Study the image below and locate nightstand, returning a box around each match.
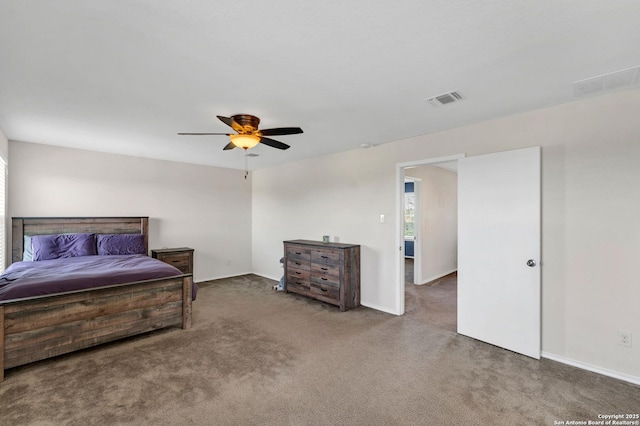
[151,247,194,274]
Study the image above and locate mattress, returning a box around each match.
[0,254,196,302]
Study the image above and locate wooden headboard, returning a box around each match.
[11,217,149,264]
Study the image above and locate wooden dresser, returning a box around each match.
[151,247,194,274]
[283,240,360,311]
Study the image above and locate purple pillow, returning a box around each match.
[97,234,146,256]
[32,233,97,261]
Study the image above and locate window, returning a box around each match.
[404,181,415,238]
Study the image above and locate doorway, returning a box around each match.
[395,154,463,315]
[396,147,541,358]
[402,161,459,332]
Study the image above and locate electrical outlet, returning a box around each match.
[618,330,632,347]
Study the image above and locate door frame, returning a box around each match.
[395,154,465,315]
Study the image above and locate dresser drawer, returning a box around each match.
[287,258,310,271]
[287,246,311,262]
[287,276,311,293]
[311,263,339,277]
[310,281,339,301]
[311,250,341,266]
[311,274,340,288]
[288,268,310,281]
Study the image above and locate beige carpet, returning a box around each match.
[404,258,457,332]
[1,274,639,425]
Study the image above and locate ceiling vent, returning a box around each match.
[426,91,464,107]
[573,66,640,97]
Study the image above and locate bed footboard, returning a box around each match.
[1,275,193,382]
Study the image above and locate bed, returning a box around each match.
[0,217,194,382]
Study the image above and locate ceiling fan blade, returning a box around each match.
[217,115,244,133]
[177,132,230,135]
[259,127,303,136]
[223,142,236,150]
[260,137,290,150]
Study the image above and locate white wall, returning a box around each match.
[406,165,457,283]
[252,87,640,381]
[0,127,8,162]
[0,128,8,270]
[9,141,253,282]
[251,149,396,312]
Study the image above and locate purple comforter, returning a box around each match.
[0,254,197,302]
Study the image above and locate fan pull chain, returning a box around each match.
[244,149,249,180]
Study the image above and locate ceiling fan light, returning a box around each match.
[230,134,260,149]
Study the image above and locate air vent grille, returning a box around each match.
[573,66,640,97]
[426,91,464,107]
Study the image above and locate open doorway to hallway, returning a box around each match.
[397,147,540,357]
[402,161,458,332]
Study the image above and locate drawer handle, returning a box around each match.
[295,271,301,275]
[295,252,302,255]
[321,277,328,281]
[321,267,328,271]
[320,288,328,292]
[321,255,328,259]
[295,262,301,265]
[171,260,181,263]
[295,281,302,285]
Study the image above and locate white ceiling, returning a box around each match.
[1,1,640,171]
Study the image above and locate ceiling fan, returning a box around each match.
[177,114,303,151]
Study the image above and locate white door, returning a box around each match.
[457,146,541,358]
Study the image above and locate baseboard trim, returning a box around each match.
[250,272,281,282]
[417,269,458,286]
[541,351,640,386]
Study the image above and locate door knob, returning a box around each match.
[527,259,536,267]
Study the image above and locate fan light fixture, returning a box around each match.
[178,114,303,180]
[230,134,260,149]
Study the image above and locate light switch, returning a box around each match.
[380,214,385,223]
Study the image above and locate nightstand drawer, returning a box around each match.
[151,248,194,274]
[161,254,188,267]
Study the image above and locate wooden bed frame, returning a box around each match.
[0,217,193,382]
